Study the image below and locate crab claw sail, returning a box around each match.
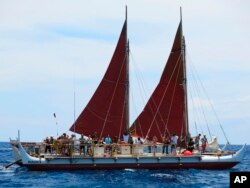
[130,20,189,142]
[70,18,129,140]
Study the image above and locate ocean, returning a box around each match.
[0,142,249,188]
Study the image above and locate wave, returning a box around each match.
[0,166,15,173]
[124,169,136,172]
[0,148,12,152]
[150,173,175,178]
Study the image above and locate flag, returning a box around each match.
[53,113,56,118]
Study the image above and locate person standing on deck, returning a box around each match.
[105,135,112,152]
[195,134,201,150]
[49,136,54,153]
[86,135,92,156]
[123,130,129,143]
[179,136,186,149]
[152,136,158,155]
[201,135,208,153]
[92,131,98,144]
[171,133,179,154]
[128,135,134,154]
[137,137,143,144]
[44,137,51,154]
[144,136,151,153]
[162,135,170,154]
[187,138,195,152]
[79,134,86,156]
[69,134,76,157]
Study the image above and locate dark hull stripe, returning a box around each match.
[22,162,239,171]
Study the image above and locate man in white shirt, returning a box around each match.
[171,133,179,154]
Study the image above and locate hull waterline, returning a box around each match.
[22,161,239,171]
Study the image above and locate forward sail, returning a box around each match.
[130,21,189,142]
[70,20,129,140]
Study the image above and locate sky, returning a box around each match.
[0,0,249,144]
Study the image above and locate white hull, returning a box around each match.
[12,141,246,170]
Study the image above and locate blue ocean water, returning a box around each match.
[0,142,249,188]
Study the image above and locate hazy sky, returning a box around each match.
[0,0,249,144]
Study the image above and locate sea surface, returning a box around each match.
[0,142,249,188]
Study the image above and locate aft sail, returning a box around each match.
[130,20,190,142]
[70,19,129,140]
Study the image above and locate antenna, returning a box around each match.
[125,5,127,21]
[180,7,182,22]
[18,130,20,142]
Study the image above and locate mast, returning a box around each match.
[180,7,190,142]
[125,6,130,131]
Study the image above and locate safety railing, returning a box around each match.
[20,141,183,159]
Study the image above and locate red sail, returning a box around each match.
[130,21,188,141]
[70,21,128,140]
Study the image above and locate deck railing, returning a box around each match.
[20,141,182,158]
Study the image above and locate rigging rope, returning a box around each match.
[99,55,126,140]
[130,51,146,138]
[130,51,163,138]
[145,53,182,139]
[194,68,230,144]
[189,60,212,140]
[186,51,229,143]
[119,99,126,139]
[131,50,184,139]
[194,122,198,136]
[188,75,206,136]
[163,54,183,137]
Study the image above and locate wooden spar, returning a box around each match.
[3,159,22,169]
[180,7,190,142]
